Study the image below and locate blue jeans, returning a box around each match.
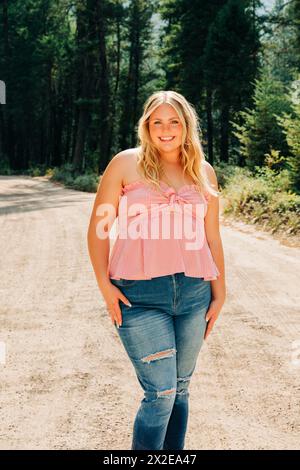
[109,272,212,450]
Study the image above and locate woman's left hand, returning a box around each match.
[204,298,224,340]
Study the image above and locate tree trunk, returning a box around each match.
[97,0,110,173]
[206,87,214,164]
[220,104,229,163]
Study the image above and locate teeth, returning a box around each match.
[159,137,174,141]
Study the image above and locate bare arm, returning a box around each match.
[87,154,123,288]
[87,153,131,327]
[203,162,226,339]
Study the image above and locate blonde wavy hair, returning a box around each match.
[136,90,220,199]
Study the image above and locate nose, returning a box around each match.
[161,123,172,132]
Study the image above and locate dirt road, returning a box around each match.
[0,175,299,450]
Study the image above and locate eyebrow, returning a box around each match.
[150,117,179,121]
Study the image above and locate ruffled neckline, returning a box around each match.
[121,179,200,195]
[120,179,211,203]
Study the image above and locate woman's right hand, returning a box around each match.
[100,280,132,328]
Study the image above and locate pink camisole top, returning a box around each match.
[108,179,220,281]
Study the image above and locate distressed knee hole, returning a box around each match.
[141,348,176,364]
[177,375,192,395]
[178,375,192,383]
[157,388,176,398]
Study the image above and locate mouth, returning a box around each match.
[159,136,175,142]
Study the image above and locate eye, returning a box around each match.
[151,120,179,125]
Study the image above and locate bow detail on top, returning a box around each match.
[164,187,190,209]
[117,182,206,249]
[117,185,205,239]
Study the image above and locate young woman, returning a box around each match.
[87,90,226,450]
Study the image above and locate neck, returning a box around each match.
[158,148,181,165]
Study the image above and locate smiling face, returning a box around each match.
[148,103,183,154]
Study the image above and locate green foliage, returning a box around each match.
[26,165,45,177]
[51,163,76,184]
[203,0,259,102]
[214,162,248,189]
[50,163,99,192]
[264,149,287,172]
[0,155,12,175]
[222,166,270,214]
[276,77,300,192]
[231,70,291,168]
[222,166,299,235]
[71,174,99,192]
[0,0,299,213]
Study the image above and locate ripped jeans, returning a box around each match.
[109,272,212,450]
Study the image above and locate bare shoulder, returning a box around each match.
[100,148,134,183]
[91,148,139,216]
[112,147,140,161]
[109,147,141,185]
